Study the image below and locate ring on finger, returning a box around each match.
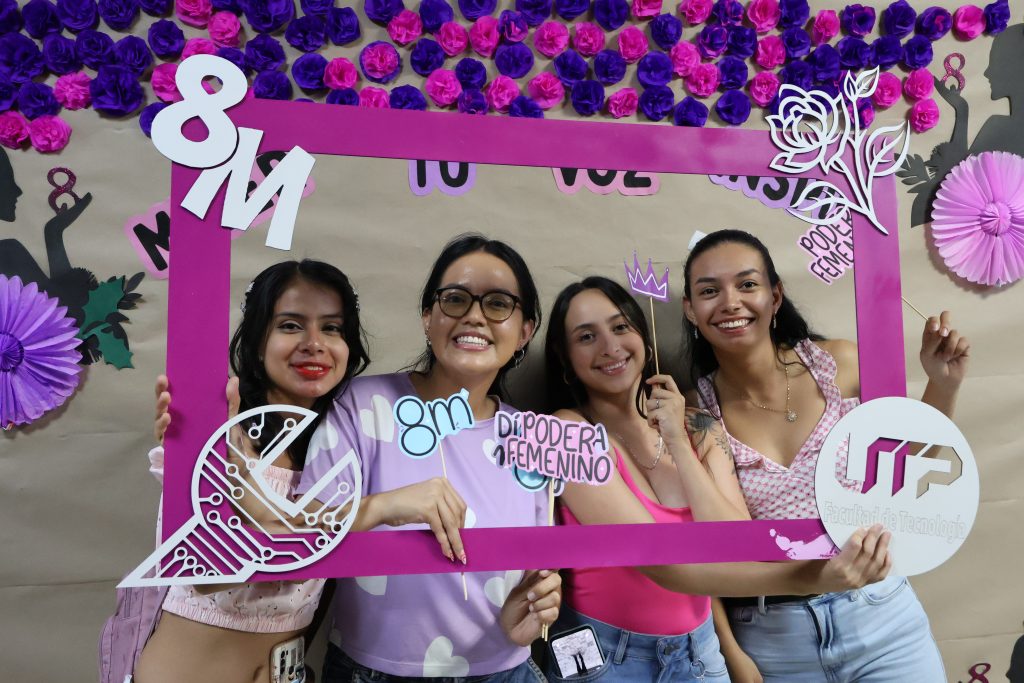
[656,398,661,410]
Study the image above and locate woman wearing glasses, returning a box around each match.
[297,234,559,682]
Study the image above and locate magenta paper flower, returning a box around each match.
[931,151,1024,287]
[0,275,82,428]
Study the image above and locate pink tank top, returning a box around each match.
[560,449,711,635]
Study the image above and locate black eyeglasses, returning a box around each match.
[433,286,521,322]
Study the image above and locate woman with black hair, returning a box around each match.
[682,229,967,682]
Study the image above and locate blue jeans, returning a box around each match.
[727,576,946,683]
[544,607,730,682]
[323,644,546,683]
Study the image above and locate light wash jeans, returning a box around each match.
[323,644,545,683]
[545,607,730,682]
[727,576,946,683]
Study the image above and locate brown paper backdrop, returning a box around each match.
[1,1,1022,680]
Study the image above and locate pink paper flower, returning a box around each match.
[908,98,940,133]
[678,0,712,25]
[176,0,212,28]
[632,0,662,19]
[182,37,217,59]
[572,22,605,57]
[904,68,934,101]
[618,26,649,63]
[0,111,29,149]
[388,9,423,46]
[534,20,569,58]
[362,43,400,80]
[437,21,469,56]
[527,71,565,109]
[152,63,183,103]
[670,40,700,77]
[755,34,786,69]
[53,72,92,110]
[324,57,358,90]
[425,69,462,106]
[811,9,840,44]
[470,16,500,58]
[952,5,985,40]
[208,11,242,47]
[28,115,72,153]
[872,71,901,108]
[359,86,391,108]
[749,70,780,106]
[486,75,520,112]
[746,0,780,33]
[686,62,719,97]
[606,87,638,118]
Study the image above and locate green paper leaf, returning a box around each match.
[79,277,126,335]
[92,325,134,369]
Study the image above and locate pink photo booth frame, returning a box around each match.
[164,101,905,581]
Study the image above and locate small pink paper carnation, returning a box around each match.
[670,40,699,77]
[533,21,569,58]
[53,72,92,110]
[617,26,649,63]
[437,21,469,56]
[952,5,985,40]
[572,23,605,58]
[527,71,565,109]
[0,111,29,149]
[872,71,901,108]
[324,57,358,90]
[183,37,217,59]
[470,16,500,58]
[746,0,780,33]
[909,98,940,133]
[425,69,462,107]
[811,9,839,45]
[754,34,785,69]
[359,86,391,108]
[678,0,712,25]
[152,63,183,103]
[176,0,212,28]
[486,75,520,112]
[208,11,242,47]
[748,70,780,106]
[632,0,662,19]
[388,9,423,46]
[686,62,719,97]
[28,115,72,153]
[606,87,638,118]
[362,43,400,80]
[904,68,934,101]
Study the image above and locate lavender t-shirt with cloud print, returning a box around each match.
[297,372,548,677]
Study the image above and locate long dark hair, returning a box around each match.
[410,233,541,399]
[544,277,655,416]
[228,259,370,468]
[682,229,822,386]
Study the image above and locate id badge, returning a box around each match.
[548,625,605,679]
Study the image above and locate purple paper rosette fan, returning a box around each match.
[931,151,1024,288]
[0,275,82,428]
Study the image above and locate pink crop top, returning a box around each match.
[559,449,711,635]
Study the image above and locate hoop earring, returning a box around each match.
[646,345,654,362]
[562,370,573,386]
[513,348,526,368]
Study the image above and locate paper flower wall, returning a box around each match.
[931,151,1024,287]
[0,274,82,428]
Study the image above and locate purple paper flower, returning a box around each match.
[726,25,756,58]
[984,0,1009,34]
[569,78,603,115]
[871,35,901,69]
[57,0,99,30]
[554,0,587,21]
[697,24,727,59]
[23,0,62,38]
[716,54,746,90]
[326,87,359,104]
[17,83,59,120]
[292,52,327,89]
[420,0,453,31]
[211,0,241,11]
[114,35,151,75]
[457,87,486,112]
[778,0,808,28]
[390,83,427,109]
[253,70,292,98]
[285,14,326,51]
[89,64,143,116]
[0,34,45,85]
[139,0,170,14]
[300,0,331,15]
[881,0,914,38]
[498,9,527,41]
[0,275,82,428]
[710,0,742,25]
[509,93,542,117]
[454,57,486,89]
[365,0,402,23]
[148,18,184,58]
[836,35,871,70]
[636,51,672,88]
[638,84,673,121]
[901,34,932,70]
[714,88,749,124]
[0,77,14,112]
[243,0,295,32]
[459,0,495,20]
[515,0,549,26]
[0,0,23,34]
[916,7,951,41]
[779,59,812,89]
[409,38,443,76]
[98,0,139,29]
[216,46,248,74]
[781,27,810,59]
[327,6,360,44]
[807,44,839,83]
[76,29,115,69]
[138,100,166,136]
[673,95,707,126]
[593,0,627,30]
[840,4,874,37]
[553,48,587,86]
[650,14,682,50]
[593,48,625,84]
[494,42,533,78]
[245,33,285,71]
[43,34,82,74]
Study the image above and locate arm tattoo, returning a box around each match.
[685,410,717,454]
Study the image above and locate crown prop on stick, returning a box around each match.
[624,252,670,301]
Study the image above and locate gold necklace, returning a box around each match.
[731,364,798,423]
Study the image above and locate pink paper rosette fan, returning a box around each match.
[931,151,1024,287]
[0,275,82,428]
